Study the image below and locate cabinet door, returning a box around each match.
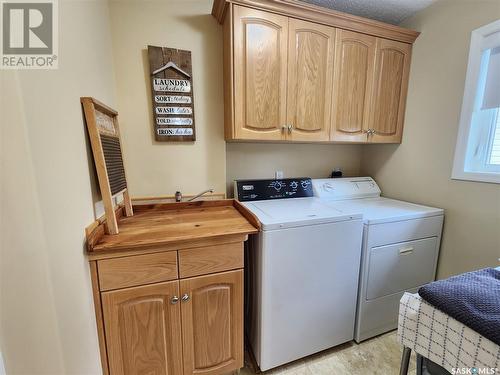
[180,270,243,375]
[102,281,183,375]
[286,19,335,142]
[233,5,288,140]
[331,30,376,142]
[370,38,411,143]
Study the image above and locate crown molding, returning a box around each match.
[211,0,420,44]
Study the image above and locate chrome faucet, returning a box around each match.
[187,188,214,202]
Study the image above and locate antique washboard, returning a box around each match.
[81,97,133,234]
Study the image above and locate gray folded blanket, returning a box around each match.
[418,267,500,345]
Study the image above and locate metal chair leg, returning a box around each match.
[416,354,424,375]
[399,346,412,375]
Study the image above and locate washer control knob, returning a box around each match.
[323,183,334,191]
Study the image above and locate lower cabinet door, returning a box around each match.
[180,270,244,375]
[102,280,183,375]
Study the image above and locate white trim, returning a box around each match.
[452,171,500,184]
[452,19,500,184]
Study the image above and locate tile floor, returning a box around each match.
[241,331,416,375]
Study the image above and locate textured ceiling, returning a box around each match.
[299,0,436,25]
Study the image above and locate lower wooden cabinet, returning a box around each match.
[95,245,245,375]
[102,281,183,375]
[181,271,243,375]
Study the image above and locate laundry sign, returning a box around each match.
[155,106,193,115]
[157,128,193,136]
[153,79,191,93]
[156,117,193,125]
[155,95,192,104]
[148,45,195,142]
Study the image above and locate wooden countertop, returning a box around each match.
[86,199,259,255]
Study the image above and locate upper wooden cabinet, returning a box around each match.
[233,6,288,140]
[331,30,376,142]
[331,34,411,143]
[369,39,412,143]
[214,0,419,144]
[287,19,335,141]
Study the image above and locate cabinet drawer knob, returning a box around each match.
[171,296,179,304]
[181,294,190,302]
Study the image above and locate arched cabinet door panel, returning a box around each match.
[331,30,376,143]
[233,5,288,140]
[286,18,335,141]
[180,270,243,375]
[102,281,183,375]
[370,38,412,143]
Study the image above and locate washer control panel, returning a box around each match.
[234,178,313,201]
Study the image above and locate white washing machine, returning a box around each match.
[234,178,363,371]
[312,177,444,342]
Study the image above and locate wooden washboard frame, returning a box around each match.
[81,97,133,234]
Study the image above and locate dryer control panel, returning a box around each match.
[312,177,381,201]
[234,178,313,201]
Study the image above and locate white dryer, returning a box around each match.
[235,178,363,371]
[312,177,444,342]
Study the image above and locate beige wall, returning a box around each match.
[361,0,500,279]
[0,0,117,373]
[108,0,226,197]
[107,0,363,197]
[226,143,362,196]
[2,1,499,373]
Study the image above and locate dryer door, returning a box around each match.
[366,237,438,300]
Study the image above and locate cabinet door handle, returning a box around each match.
[288,124,292,134]
[181,294,190,302]
[171,296,179,304]
[281,125,287,133]
[399,247,414,255]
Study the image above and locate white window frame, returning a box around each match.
[452,19,500,184]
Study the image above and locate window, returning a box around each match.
[488,110,500,165]
[452,19,500,183]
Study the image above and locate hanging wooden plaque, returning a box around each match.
[148,45,196,142]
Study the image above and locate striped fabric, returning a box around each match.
[398,293,500,373]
